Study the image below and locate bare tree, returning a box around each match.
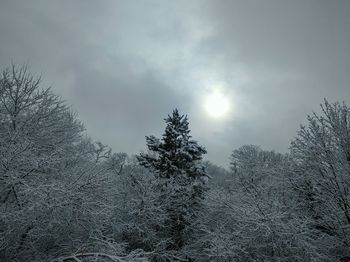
[0,65,118,261]
[199,145,312,261]
[291,99,350,260]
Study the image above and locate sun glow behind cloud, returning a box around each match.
[205,91,230,118]
[204,87,231,119]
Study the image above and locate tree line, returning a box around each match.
[1,65,350,261]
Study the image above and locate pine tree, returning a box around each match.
[137,109,208,257]
[138,109,207,179]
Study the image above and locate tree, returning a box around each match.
[137,109,208,260]
[0,65,116,261]
[200,145,312,261]
[291,99,350,260]
[138,109,206,180]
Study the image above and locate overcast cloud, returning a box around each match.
[1,0,350,167]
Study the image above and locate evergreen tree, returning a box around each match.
[137,109,208,259]
[138,109,207,179]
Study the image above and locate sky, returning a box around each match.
[1,0,350,167]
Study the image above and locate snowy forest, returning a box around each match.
[1,65,350,262]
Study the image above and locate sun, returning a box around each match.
[204,90,230,118]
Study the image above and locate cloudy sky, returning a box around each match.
[1,0,350,167]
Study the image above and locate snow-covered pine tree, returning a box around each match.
[138,109,207,180]
[137,109,208,258]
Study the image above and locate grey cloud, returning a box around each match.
[192,0,350,164]
[69,62,191,154]
[1,0,350,167]
[0,0,192,157]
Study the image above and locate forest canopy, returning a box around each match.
[1,65,350,261]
